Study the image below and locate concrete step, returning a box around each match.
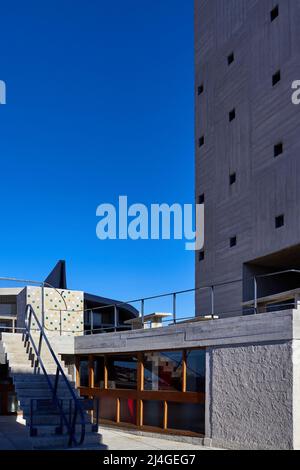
[23,413,92,426]
[31,432,104,450]
[10,367,63,375]
[30,423,95,437]
[7,351,61,361]
[16,389,77,399]
[15,382,75,392]
[13,380,75,392]
[19,398,83,411]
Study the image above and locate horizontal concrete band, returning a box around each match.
[74,309,298,355]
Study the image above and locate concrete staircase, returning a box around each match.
[0,333,106,450]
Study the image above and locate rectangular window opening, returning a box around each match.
[275,215,285,229]
[271,5,279,22]
[227,52,234,65]
[199,193,205,204]
[230,236,237,248]
[274,142,283,157]
[198,84,204,96]
[229,108,236,122]
[229,172,236,185]
[272,70,281,87]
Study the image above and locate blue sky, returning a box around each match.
[0,0,195,313]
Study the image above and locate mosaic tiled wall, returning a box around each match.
[25,286,84,336]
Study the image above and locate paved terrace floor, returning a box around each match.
[0,417,216,450]
[0,416,33,450]
[100,427,217,450]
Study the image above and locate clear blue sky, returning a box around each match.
[0,0,195,312]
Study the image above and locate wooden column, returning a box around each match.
[116,398,120,423]
[137,353,144,391]
[163,401,168,430]
[104,356,108,389]
[137,353,144,427]
[182,350,187,392]
[75,356,80,387]
[88,355,94,388]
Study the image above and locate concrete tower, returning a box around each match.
[195,0,300,317]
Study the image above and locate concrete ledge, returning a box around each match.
[75,310,296,354]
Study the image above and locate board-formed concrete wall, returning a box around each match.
[207,342,293,449]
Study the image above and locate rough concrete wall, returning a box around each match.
[293,339,300,449]
[209,341,293,449]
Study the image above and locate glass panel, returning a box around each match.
[186,349,205,393]
[99,397,116,421]
[120,398,136,425]
[79,357,89,387]
[144,351,183,391]
[107,355,137,390]
[94,356,104,388]
[167,403,205,434]
[143,400,164,428]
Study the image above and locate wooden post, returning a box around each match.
[88,355,94,388]
[137,353,144,391]
[75,356,80,387]
[137,353,144,428]
[104,356,108,389]
[137,399,143,427]
[182,350,187,393]
[116,398,120,423]
[163,401,168,430]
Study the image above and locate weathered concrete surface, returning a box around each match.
[74,310,293,354]
[207,342,293,450]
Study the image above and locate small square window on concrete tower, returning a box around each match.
[275,214,285,229]
[199,193,205,204]
[272,70,281,86]
[274,142,283,157]
[198,84,204,96]
[229,172,236,185]
[199,136,205,147]
[230,236,237,248]
[271,5,279,22]
[229,108,236,122]
[227,52,234,65]
[199,251,205,261]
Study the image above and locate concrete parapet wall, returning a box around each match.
[74,310,294,354]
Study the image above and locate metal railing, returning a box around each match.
[253,269,300,313]
[83,269,300,334]
[83,282,238,334]
[25,304,86,447]
[2,270,300,337]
